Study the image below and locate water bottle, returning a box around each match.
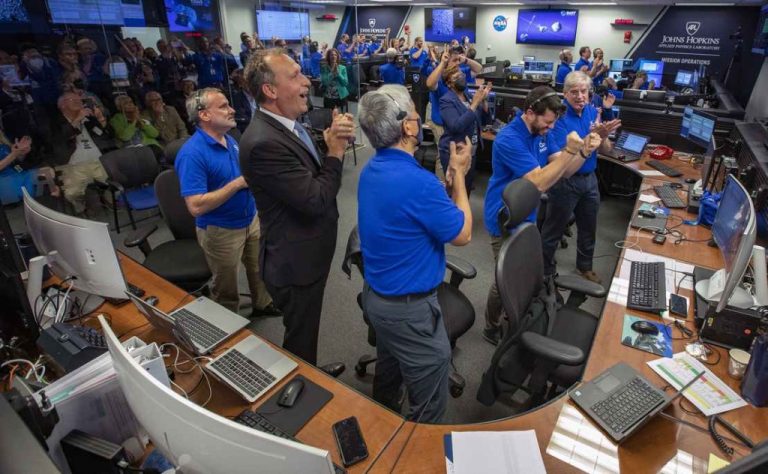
[741,332,768,407]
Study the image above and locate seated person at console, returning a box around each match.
[632,70,655,90]
[51,91,116,215]
[481,86,600,345]
[380,48,405,85]
[357,85,473,423]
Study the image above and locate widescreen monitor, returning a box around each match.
[680,106,716,148]
[638,59,664,88]
[622,89,643,101]
[516,9,578,46]
[509,64,524,75]
[47,0,146,26]
[100,316,336,473]
[256,11,309,41]
[524,60,554,76]
[645,90,666,103]
[109,62,129,80]
[165,0,215,32]
[523,55,535,62]
[610,58,633,72]
[675,70,694,87]
[425,7,477,43]
[695,175,756,312]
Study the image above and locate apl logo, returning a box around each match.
[369,18,376,28]
[412,74,420,84]
[686,21,701,36]
[493,15,507,32]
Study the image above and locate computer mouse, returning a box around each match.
[277,378,305,408]
[631,320,659,336]
[684,178,697,184]
[669,183,683,189]
[144,295,159,306]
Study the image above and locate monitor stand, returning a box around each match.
[694,269,755,309]
[26,253,104,328]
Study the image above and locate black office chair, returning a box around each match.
[124,169,211,293]
[99,146,161,233]
[164,138,188,167]
[477,178,606,410]
[306,108,358,166]
[342,226,476,397]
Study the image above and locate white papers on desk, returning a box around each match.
[639,193,662,204]
[639,170,665,177]
[451,430,546,474]
[620,249,695,291]
[546,404,619,474]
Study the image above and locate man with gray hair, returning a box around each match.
[239,49,354,369]
[175,87,279,318]
[540,71,621,284]
[379,48,405,85]
[357,84,472,423]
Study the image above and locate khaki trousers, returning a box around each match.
[56,161,108,214]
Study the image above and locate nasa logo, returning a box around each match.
[493,15,507,32]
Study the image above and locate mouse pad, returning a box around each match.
[621,315,672,357]
[257,375,333,436]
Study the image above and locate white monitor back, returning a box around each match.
[100,316,334,474]
[22,189,127,299]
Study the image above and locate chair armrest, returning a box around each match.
[445,255,477,288]
[555,274,607,298]
[105,179,125,193]
[521,332,585,366]
[124,225,158,256]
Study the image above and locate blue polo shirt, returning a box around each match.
[484,114,559,236]
[409,47,428,69]
[355,44,369,58]
[337,42,353,63]
[551,100,600,175]
[367,42,380,56]
[593,69,606,87]
[556,61,572,86]
[574,58,591,74]
[379,62,405,85]
[176,129,256,229]
[424,64,450,126]
[459,63,475,85]
[358,148,464,295]
[192,52,227,87]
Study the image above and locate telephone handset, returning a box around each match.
[649,145,674,160]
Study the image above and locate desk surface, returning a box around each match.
[108,254,405,473]
[369,153,767,473]
[102,153,766,474]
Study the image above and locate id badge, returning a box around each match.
[92,126,103,136]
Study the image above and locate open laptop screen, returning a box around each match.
[618,132,650,155]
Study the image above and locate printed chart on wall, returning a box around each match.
[648,352,746,416]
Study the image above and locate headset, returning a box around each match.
[194,89,205,111]
[382,92,407,120]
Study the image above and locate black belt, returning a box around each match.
[371,287,437,303]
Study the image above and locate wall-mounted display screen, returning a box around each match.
[47,0,146,26]
[165,0,214,32]
[425,7,476,43]
[256,11,309,41]
[516,9,578,46]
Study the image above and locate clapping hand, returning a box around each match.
[11,136,32,157]
[582,132,603,155]
[565,131,584,154]
[446,137,472,188]
[323,109,355,158]
[603,92,616,108]
[590,119,621,139]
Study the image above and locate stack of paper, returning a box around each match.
[445,430,546,474]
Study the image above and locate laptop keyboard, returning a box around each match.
[591,377,665,434]
[208,349,276,400]
[174,308,228,349]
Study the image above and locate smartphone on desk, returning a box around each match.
[332,416,368,467]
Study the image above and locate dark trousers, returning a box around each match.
[540,172,600,275]
[362,284,451,424]
[323,97,348,113]
[266,275,328,366]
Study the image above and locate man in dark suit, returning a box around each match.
[239,49,354,366]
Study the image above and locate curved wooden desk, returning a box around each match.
[370,154,768,473]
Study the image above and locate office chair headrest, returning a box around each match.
[500,178,541,230]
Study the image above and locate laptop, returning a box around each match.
[205,335,298,403]
[570,363,703,443]
[126,293,249,355]
[630,213,668,233]
[611,131,651,163]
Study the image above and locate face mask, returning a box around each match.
[407,117,423,146]
[28,58,44,70]
[454,75,467,92]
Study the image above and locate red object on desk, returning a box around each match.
[649,145,675,160]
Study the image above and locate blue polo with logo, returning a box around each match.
[484,113,559,236]
[574,58,591,74]
[424,63,450,126]
[176,129,255,229]
[556,61,572,86]
[358,148,464,295]
[409,47,428,69]
[551,100,600,175]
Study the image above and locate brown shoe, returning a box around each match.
[578,270,602,284]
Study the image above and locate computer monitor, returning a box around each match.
[695,175,757,312]
[608,71,623,82]
[100,316,336,473]
[638,59,664,87]
[524,60,554,76]
[674,70,694,87]
[485,56,496,64]
[610,58,633,72]
[622,89,643,101]
[523,55,535,62]
[616,132,650,155]
[509,64,524,76]
[22,189,128,320]
[680,106,716,148]
[108,62,129,81]
[645,90,666,103]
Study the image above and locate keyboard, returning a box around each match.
[174,308,228,349]
[653,185,687,208]
[646,160,683,177]
[207,349,276,400]
[628,261,667,312]
[590,377,665,434]
[234,410,347,473]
